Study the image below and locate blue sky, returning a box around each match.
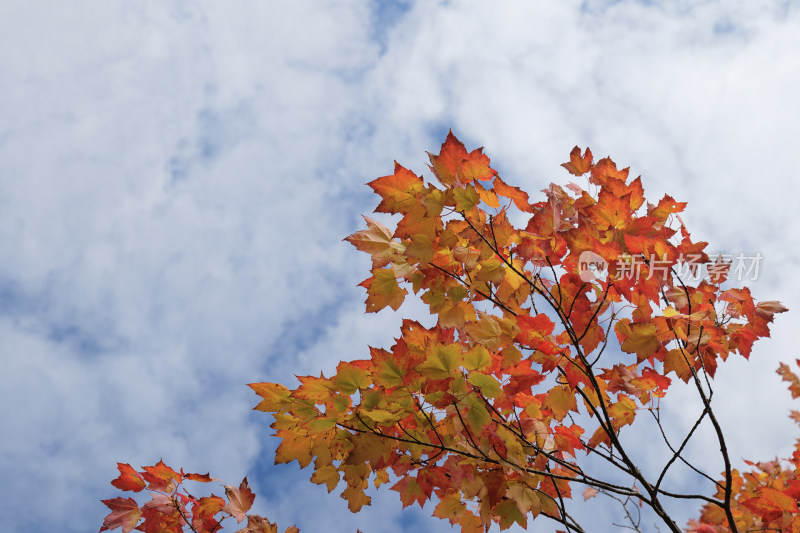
[1,1,799,532]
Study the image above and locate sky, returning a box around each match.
[1,1,799,532]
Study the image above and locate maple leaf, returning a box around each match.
[741,486,799,522]
[562,146,593,176]
[192,495,224,533]
[137,507,183,533]
[368,162,425,214]
[250,382,291,412]
[274,429,315,468]
[464,395,491,433]
[224,477,256,523]
[292,374,334,401]
[453,185,480,212]
[589,157,629,187]
[515,313,556,350]
[588,188,633,231]
[463,345,492,371]
[465,311,507,351]
[391,475,428,508]
[474,180,500,207]
[608,396,637,428]
[545,385,577,421]
[475,257,505,284]
[235,515,301,533]
[141,460,181,493]
[582,487,599,501]
[433,490,467,524]
[418,343,462,379]
[616,320,659,361]
[99,497,142,533]
[359,268,407,312]
[236,515,276,533]
[344,215,404,267]
[648,194,687,220]
[640,366,671,397]
[496,499,527,529]
[427,131,496,186]
[332,360,370,394]
[310,464,340,493]
[494,177,532,212]
[778,361,800,399]
[588,425,612,449]
[405,233,434,263]
[373,354,405,388]
[468,372,502,398]
[184,472,215,483]
[554,424,585,457]
[341,485,372,512]
[756,300,789,318]
[110,463,145,492]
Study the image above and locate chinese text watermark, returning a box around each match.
[577,251,763,283]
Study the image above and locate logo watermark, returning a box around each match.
[578,252,763,283]
[578,251,609,282]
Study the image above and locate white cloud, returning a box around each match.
[1,0,798,531]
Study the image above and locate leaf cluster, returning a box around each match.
[249,133,788,532]
[99,461,297,533]
[102,132,795,532]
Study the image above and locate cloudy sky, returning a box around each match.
[1,1,799,532]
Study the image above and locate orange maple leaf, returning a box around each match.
[561,146,593,176]
[494,176,532,212]
[359,268,407,312]
[368,162,424,214]
[616,321,660,360]
[110,463,145,492]
[140,460,181,493]
[427,130,496,186]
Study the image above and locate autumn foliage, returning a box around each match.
[103,133,798,532]
[99,460,298,533]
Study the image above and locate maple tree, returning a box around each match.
[103,132,798,532]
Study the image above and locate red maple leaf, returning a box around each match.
[99,497,142,533]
